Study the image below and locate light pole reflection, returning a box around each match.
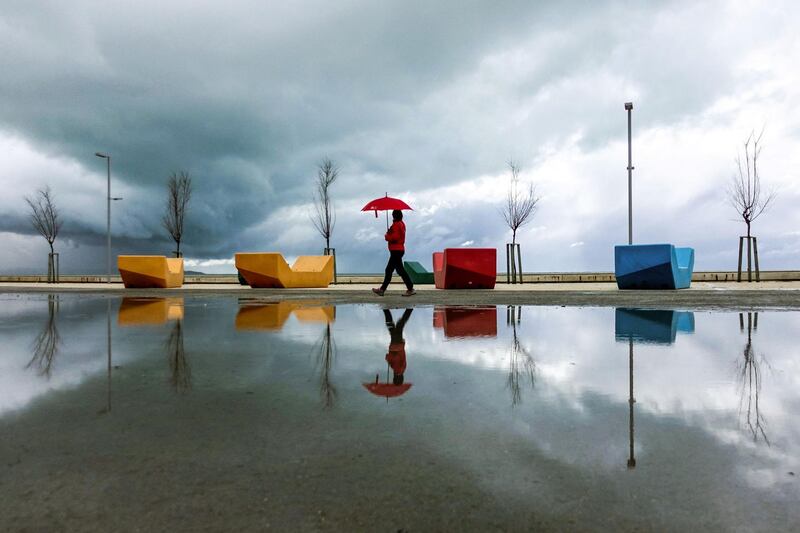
[627,338,636,469]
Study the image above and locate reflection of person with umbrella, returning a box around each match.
[363,308,414,399]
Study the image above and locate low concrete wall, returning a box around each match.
[2,270,799,284]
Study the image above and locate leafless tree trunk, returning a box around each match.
[26,185,62,258]
[311,158,339,250]
[500,160,540,246]
[162,171,192,257]
[728,130,775,279]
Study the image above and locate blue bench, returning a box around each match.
[614,244,694,290]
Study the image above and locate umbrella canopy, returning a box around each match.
[362,382,412,398]
[361,194,413,216]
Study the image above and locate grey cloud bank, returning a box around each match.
[1,0,798,274]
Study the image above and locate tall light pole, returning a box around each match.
[625,102,634,245]
[95,153,122,283]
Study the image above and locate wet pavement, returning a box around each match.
[0,293,798,531]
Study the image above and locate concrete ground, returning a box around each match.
[2,281,799,308]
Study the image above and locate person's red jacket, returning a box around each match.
[385,220,406,251]
[386,343,407,375]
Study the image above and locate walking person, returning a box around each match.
[373,209,415,296]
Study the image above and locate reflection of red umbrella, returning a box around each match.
[361,194,413,228]
[363,382,412,398]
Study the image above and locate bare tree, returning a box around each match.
[311,158,339,251]
[728,130,776,242]
[728,130,776,281]
[162,171,192,257]
[26,186,62,268]
[500,160,540,246]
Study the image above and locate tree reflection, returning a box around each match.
[506,306,536,407]
[736,312,769,444]
[314,322,337,409]
[166,319,192,393]
[27,295,61,378]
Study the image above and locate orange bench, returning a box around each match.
[235,253,334,288]
[118,256,184,288]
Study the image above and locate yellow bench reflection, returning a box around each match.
[118,297,185,326]
[235,301,335,330]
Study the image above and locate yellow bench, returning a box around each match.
[118,256,184,288]
[235,301,336,330]
[235,253,333,288]
[118,297,184,325]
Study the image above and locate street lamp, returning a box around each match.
[95,152,123,283]
[624,102,634,245]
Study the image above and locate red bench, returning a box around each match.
[432,248,496,289]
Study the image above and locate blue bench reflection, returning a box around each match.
[615,308,695,345]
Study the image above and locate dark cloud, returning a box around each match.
[1,1,798,273]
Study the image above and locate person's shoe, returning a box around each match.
[402,289,417,297]
[372,288,385,296]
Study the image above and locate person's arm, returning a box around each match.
[385,222,399,243]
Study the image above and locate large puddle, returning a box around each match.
[1,294,798,531]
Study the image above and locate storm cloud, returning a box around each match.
[1,0,799,274]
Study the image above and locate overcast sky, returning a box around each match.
[1,0,798,274]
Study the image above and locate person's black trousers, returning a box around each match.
[380,250,413,291]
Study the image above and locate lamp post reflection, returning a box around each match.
[27,295,61,378]
[627,337,636,469]
[615,309,696,468]
[99,298,113,414]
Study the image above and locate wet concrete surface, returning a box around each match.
[2,281,800,309]
[0,295,798,531]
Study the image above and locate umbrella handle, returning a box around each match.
[374,210,378,218]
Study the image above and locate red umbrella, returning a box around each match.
[363,382,412,398]
[361,194,413,228]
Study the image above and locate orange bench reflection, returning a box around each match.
[235,301,336,330]
[118,297,185,326]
